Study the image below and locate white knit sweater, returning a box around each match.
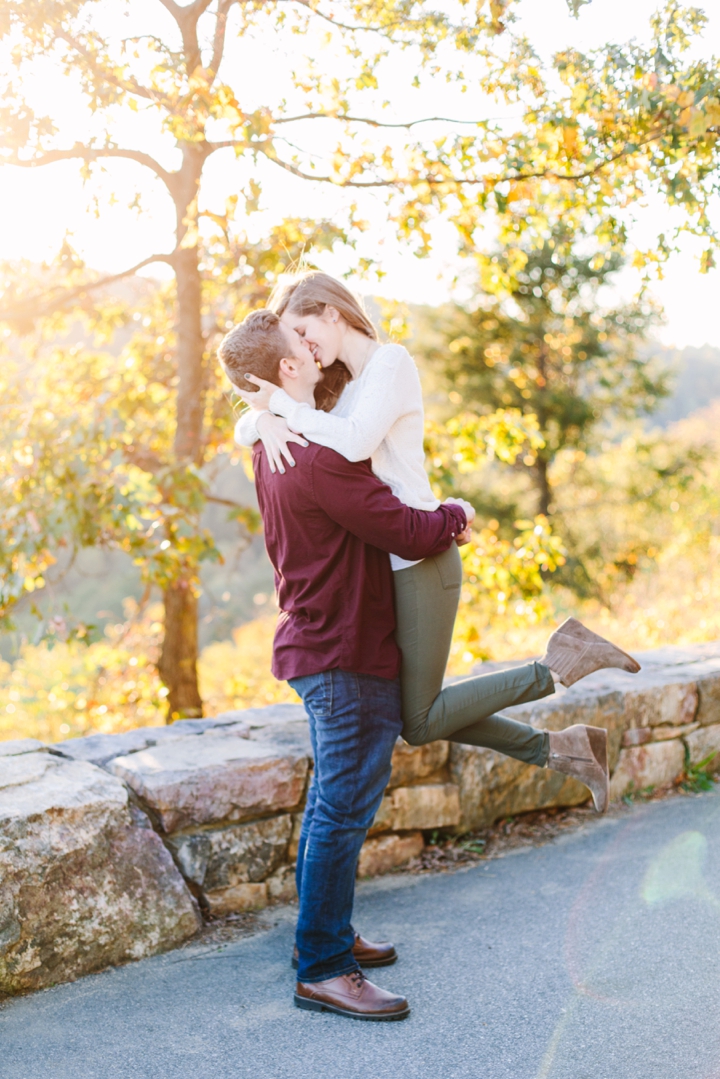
[234,343,439,570]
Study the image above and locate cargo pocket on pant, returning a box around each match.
[432,548,462,591]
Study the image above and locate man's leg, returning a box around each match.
[288,670,402,985]
[294,718,318,902]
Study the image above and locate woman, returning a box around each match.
[233,271,640,812]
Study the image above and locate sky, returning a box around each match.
[1,0,719,349]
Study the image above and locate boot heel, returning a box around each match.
[586,726,608,771]
[294,994,325,1013]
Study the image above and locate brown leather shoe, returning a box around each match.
[292,931,397,970]
[294,970,410,1021]
[542,617,641,687]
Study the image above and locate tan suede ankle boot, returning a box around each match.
[547,724,609,813]
[542,617,641,687]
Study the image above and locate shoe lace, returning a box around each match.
[348,970,366,988]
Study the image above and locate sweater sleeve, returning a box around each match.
[311,449,466,562]
[234,408,260,448]
[268,346,420,463]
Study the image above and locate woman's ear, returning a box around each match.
[324,305,341,325]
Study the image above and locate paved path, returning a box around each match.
[4,789,720,1079]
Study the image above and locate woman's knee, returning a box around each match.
[401,715,430,746]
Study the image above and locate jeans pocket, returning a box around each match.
[301,671,333,718]
[432,547,462,591]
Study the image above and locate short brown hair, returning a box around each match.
[217,309,288,392]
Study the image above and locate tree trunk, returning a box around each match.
[173,244,205,463]
[159,147,207,720]
[536,454,552,517]
[159,581,203,720]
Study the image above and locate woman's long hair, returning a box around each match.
[269,272,378,413]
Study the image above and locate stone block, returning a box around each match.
[267,864,298,903]
[609,740,685,800]
[288,812,304,861]
[622,728,652,747]
[167,815,292,892]
[505,683,628,772]
[203,882,268,916]
[53,717,245,769]
[448,682,630,831]
[685,724,720,774]
[388,740,449,789]
[241,717,312,757]
[368,795,394,836]
[651,723,699,741]
[0,739,46,757]
[696,675,720,726]
[110,732,309,833]
[389,784,461,831]
[0,752,199,995]
[357,832,424,878]
[215,704,307,728]
[450,744,589,832]
[623,680,698,729]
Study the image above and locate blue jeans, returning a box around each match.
[288,669,403,984]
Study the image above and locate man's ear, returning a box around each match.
[278,355,299,380]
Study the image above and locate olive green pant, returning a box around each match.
[393,544,555,767]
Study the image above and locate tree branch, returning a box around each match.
[208,0,236,79]
[276,0,403,36]
[206,494,249,509]
[4,145,176,192]
[57,30,166,105]
[257,128,670,189]
[0,253,176,325]
[274,112,485,129]
[156,0,216,73]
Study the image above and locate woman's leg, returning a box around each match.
[394,545,555,766]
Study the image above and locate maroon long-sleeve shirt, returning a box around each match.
[253,442,467,681]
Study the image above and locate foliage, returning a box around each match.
[1,0,720,715]
[424,403,566,664]
[5,397,720,742]
[680,747,718,794]
[0,606,297,744]
[425,408,545,487]
[198,617,300,712]
[550,422,714,601]
[0,600,167,745]
[418,233,667,518]
[451,516,567,665]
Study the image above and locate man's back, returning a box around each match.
[253,441,464,682]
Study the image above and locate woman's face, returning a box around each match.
[280,306,343,369]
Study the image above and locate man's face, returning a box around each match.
[279,322,322,392]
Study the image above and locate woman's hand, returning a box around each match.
[256,412,308,475]
[444,497,475,546]
[455,524,473,546]
[235,373,278,412]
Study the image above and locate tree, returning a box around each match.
[0,0,539,717]
[1,0,719,714]
[419,233,668,518]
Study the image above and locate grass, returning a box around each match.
[680,748,719,794]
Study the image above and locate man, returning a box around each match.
[218,310,472,1021]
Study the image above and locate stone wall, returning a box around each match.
[2,643,720,996]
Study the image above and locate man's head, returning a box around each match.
[218,309,321,405]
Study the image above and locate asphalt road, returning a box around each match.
[3,789,720,1079]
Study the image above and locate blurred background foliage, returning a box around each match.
[3,274,720,744]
